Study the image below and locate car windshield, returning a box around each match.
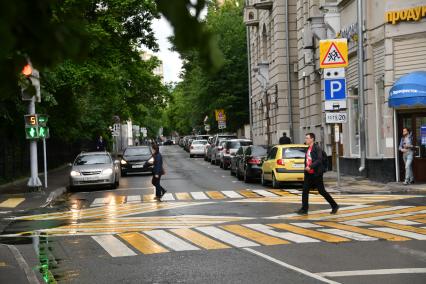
[74,154,111,165]
[193,140,207,145]
[124,147,151,156]
[252,146,267,156]
[282,147,307,158]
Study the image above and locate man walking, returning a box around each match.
[297,133,338,215]
[151,144,167,200]
[279,132,292,144]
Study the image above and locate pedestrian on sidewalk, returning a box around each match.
[297,133,338,215]
[399,127,414,185]
[279,132,292,145]
[96,136,106,151]
[151,144,166,200]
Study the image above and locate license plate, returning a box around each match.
[82,176,98,181]
[293,164,304,168]
[132,165,144,169]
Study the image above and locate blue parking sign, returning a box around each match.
[324,78,346,100]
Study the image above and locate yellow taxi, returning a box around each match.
[261,144,308,188]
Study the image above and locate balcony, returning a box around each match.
[253,0,273,10]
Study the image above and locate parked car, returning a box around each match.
[185,138,194,152]
[230,145,250,176]
[163,139,174,145]
[69,152,120,190]
[220,139,252,169]
[190,139,208,158]
[204,137,215,161]
[261,144,308,188]
[210,134,237,165]
[236,145,268,183]
[120,146,154,176]
[195,135,210,140]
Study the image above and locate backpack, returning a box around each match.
[321,149,328,173]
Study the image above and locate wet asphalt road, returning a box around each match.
[1,145,426,284]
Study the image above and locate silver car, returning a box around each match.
[69,152,120,190]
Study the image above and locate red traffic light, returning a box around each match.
[22,64,33,77]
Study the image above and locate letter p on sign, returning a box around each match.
[324,78,346,101]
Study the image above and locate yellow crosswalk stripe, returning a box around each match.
[171,228,230,249]
[330,206,426,221]
[268,190,293,196]
[110,196,126,205]
[206,191,226,199]
[316,222,410,241]
[268,223,350,243]
[0,198,25,208]
[143,194,155,202]
[175,192,192,200]
[288,206,387,220]
[119,232,169,254]
[221,225,289,245]
[414,219,426,224]
[237,190,260,198]
[366,220,426,235]
[390,213,426,221]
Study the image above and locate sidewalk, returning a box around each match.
[323,171,426,194]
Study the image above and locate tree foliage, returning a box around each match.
[164,0,248,135]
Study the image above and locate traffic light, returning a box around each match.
[37,114,48,127]
[25,126,39,139]
[38,126,50,139]
[23,114,50,139]
[20,63,41,102]
[24,114,38,126]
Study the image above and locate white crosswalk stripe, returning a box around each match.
[196,226,260,247]
[341,221,370,227]
[221,191,243,198]
[252,190,278,197]
[126,195,141,203]
[244,224,320,243]
[355,210,426,222]
[161,193,175,201]
[318,228,378,241]
[190,192,209,200]
[371,227,426,240]
[145,230,200,251]
[92,235,136,257]
[90,197,111,207]
[315,206,411,221]
[290,222,322,228]
[388,220,421,225]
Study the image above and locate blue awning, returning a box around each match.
[388,71,426,108]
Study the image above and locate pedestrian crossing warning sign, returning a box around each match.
[320,39,348,68]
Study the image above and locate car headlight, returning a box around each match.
[120,159,127,165]
[70,170,80,176]
[148,157,154,164]
[102,168,113,175]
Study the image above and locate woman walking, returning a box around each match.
[151,144,167,200]
[399,127,414,185]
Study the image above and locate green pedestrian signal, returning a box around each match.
[39,126,50,139]
[38,115,48,127]
[25,126,39,139]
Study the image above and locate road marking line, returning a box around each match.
[371,227,426,240]
[366,220,426,235]
[190,192,209,200]
[353,210,426,222]
[119,232,169,254]
[171,228,230,250]
[315,206,406,220]
[175,192,192,200]
[290,222,322,228]
[317,268,426,277]
[161,193,175,201]
[7,245,40,284]
[221,225,290,245]
[196,226,259,247]
[331,206,426,222]
[92,235,137,257]
[389,220,421,225]
[126,195,141,203]
[143,194,155,202]
[110,196,126,205]
[391,213,426,221]
[206,191,226,199]
[341,221,370,227]
[238,190,260,198]
[416,219,426,224]
[145,230,200,251]
[317,229,378,241]
[269,223,350,243]
[316,222,410,241]
[0,198,25,208]
[252,189,278,197]
[268,189,293,196]
[283,205,374,220]
[244,224,320,243]
[90,197,111,207]
[221,191,243,198]
[243,248,340,284]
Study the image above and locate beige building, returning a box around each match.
[140,51,165,83]
[245,0,426,182]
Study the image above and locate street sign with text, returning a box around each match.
[326,112,347,124]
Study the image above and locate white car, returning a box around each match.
[190,140,208,158]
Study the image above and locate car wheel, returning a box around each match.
[121,171,127,177]
[219,161,223,168]
[190,154,194,158]
[115,177,119,187]
[111,182,117,189]
[272,173,280,189]
[223,163,228,170]
[261,173,267,186]
[244,170,250,183]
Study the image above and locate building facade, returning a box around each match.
[245,0,426,182]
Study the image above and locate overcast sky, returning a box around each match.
[151,17,183,84]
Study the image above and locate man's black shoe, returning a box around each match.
[161,190,167,197]
[331,205,339,214]
[296,209,308,215]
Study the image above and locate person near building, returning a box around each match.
[399,127,414,185]
[297,133,338,215]
[96,136,106,151]
[279,132,292,144]
[151,144,167,200]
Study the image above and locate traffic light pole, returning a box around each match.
[28,97,42,188]
[43,138,48,188]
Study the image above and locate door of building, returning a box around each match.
[398,111,426,182]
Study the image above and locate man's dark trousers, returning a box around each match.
[301,173,337,211]
[152,175,165,197]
